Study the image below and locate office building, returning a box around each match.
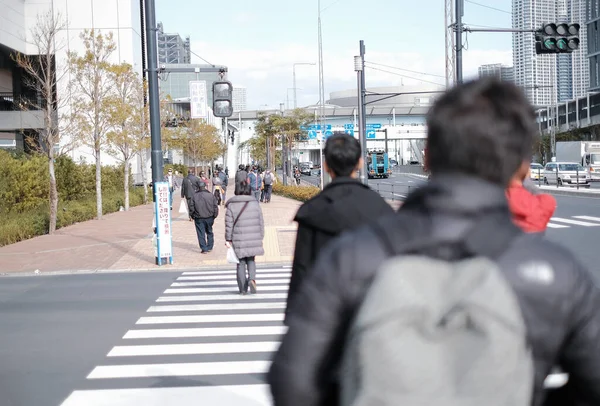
[0,0,143,156]
[478,64,515,82]
[157,22,190,64]
[512,0,588,105]
[232,86,247,111]
[588,0,600,91]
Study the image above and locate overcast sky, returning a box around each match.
[155,0,513,110]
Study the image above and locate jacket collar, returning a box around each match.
[324,176,366,190]
[404,173,509,216]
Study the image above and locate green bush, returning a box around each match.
[272,183,320,202]
[0,150,147,247]
[0,188,146,247]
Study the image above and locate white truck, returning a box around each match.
[556,141,600,180]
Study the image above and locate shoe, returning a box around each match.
[201,251,208,254]
[249,280,257,294]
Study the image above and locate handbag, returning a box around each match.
[227,202,249,263]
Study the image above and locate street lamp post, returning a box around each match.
[293,63,315,109]
[355,41,368,185]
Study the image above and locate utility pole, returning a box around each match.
[280,103,287,186]
[355,41,368,185]
[317,0,326,190]
[455,0,464,84]
[445,0,455,87]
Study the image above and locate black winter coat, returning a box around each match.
[286,177,394,321]
[189,190,218,219]
[269,173,600,406]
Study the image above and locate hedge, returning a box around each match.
[0,149,148,247]
[272,182,320,202]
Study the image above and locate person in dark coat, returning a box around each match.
[189,181,219,254]
[268,78,600,406]
[181,171,203,220]
[235,164,248,185]
[285,133,393,322]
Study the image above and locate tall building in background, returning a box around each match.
[157,22,190,64]
[512,0,588,105]
[232,87,247,111]
[587,0,600,91]
[478,63,515,82]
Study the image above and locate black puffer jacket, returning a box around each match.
[286,177,394,320]
[269,173,600,406]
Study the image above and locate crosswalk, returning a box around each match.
[547,215,600,229]
[60,267,292,406]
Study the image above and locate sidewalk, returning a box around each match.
[0,195,301,275]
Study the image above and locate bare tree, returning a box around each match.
[69,30,116,219]
[134,80,151,204]
[106,63,148,210]
[13,10,72,234]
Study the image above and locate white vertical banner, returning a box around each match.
[154,182,173,264]
[189,80,208,119]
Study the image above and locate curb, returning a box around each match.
[537,186,600,199]
[0,261,293,278]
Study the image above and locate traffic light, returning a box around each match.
[536,23,580,54]
[212,81,233,118]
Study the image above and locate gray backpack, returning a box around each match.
[264,173,273,185]
[340,221,534,406]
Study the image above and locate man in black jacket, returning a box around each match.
[269,78,600,406]
[181,171,203,220]
[189,181,219,254]
[285,133,393,322]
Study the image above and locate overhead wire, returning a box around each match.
[364,66,445,87]
[465,0,511,14]
[365,61,446,79]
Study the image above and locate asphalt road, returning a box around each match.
[0,272,179,406]
[0,268,290,406]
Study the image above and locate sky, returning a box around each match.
[155,0,513,110]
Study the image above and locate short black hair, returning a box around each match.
[235,180,252,196]
[324,132,362,177]
[426,77,536,186]
[239,164,244,170]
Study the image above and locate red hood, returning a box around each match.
[506,183,557,233]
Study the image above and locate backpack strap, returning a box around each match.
[233,202,250,230]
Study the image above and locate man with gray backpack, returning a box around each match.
[268,78,600,406]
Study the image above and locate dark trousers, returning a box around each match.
[263,185,273,202]
[194,217,215,252]
[236,256,256,293]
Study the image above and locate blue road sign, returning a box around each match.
[308,130,317,139]
[345,129,355,137]
[324,130,333,139]
[366,130,376,139]
[344,123,355,130]
[366,123,382,129]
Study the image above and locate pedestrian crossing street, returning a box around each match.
[547,215,600,229]
[60,267,292,406]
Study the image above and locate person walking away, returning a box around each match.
[212,170,224,204]
[235,164,248,185]
[189,181,219,254]
[225,180,265,294]
[248,166,262,201]
[262,169,275,203]
[506,165,556,234]
[268,78,600,406]
[285,133,394,323]
[217,167,229,203]
[164,168,177,210]
[181,171,203,221]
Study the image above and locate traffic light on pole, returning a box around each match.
[536,23,580,54]
[212,81,233,118]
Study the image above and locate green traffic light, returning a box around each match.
[556,39,568,50]
[544,39,556,50]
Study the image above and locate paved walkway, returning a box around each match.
[0,195,301,275]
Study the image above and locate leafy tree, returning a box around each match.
[13,10,71,234]
[68,29,116,219]
[175,120,224,174]
[252,109,313,171]
[105,63,147,209]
